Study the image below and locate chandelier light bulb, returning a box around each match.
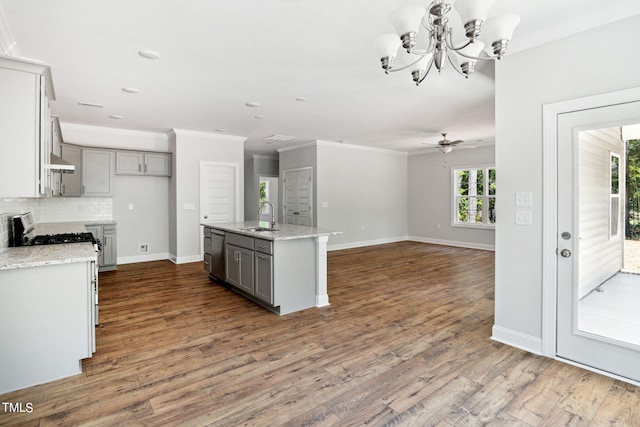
[373,34,401,72]
[454,0,497,39]
[482,13,521,58]
[389,4,426,52]
[410,53,433,85]
[457,41,485,77]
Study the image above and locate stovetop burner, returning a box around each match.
[31,232,96,246]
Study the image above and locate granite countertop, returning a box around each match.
[0,221,111,271]
[0,243,97,271]
[85,220,117,226]
[201,221,342,241]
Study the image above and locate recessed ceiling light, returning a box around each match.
[254,115,263,119]
[214,128,225,132]
[295,97,306,102]
[109,115,123,119]
[138,50,161,60]
[78,102,104,108]
[245,102,260,108]
[122,87,140,94]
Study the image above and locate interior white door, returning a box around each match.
[557,100,640,383]
[200,162,239,223]
[284,167,313,226]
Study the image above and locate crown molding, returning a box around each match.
[315,139,408,156]
[278,139,408,156]
[171,128,247,143]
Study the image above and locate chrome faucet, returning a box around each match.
[258,201,276,228]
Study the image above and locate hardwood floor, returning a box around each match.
[1,241,638,426]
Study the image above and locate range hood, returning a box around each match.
[45,154,75,173]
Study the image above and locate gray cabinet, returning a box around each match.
[254,238,273,304]
[225,244,254,294]
[203,227,213,274]
[115,151,171,176]
[86,223,117,271]
[82,150,113,197]
[61,144,82,196]
[222,232,274,305]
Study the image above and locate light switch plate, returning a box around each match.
[515,210,532,226]
[515,192,533,207]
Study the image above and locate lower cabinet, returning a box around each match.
[86,223,117,271]
[224,232,273,305]
[210,229,317,315]
[254,251,273,304]
[225,243,254,294]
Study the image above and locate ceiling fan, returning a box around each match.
[422,133,476,153]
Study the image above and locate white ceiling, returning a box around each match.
[1,0,639,154]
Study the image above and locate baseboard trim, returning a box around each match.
[118,252,170,265]
[409,236,495,251]
[170,254,203,264]
[328,236,408,251]
[491,325,542,355]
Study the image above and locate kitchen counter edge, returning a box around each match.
[0,243,97,271]
[201,221,342,241]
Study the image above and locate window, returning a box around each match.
[610,153,620,238]
[453,166,496,227]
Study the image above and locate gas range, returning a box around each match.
[31,232,97,246]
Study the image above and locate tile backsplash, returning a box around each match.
[0,213,10,253]
[0,197,113,252]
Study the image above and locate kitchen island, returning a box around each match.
[201,221,341,315]
[0,224,98,394]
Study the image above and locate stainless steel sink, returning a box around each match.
[241,227,279,232]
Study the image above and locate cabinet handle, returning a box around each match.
[144,163,148,173]
[138,163,141,172]
[258,254,267,260]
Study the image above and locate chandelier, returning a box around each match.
[373,0,520,85]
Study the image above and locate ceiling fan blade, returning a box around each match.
[449,140,465,145]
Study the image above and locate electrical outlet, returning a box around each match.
[139,243,149,253]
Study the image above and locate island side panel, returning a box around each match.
[0,262,91,394]
[273,238,317,315]
[315,235,330,307]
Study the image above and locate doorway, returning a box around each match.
[554,98,640,383]
[283,167,313,226]
[199,161,240,223]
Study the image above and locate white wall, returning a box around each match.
[316,141,408,249]
[169,129,245,263]
[408,145,495,250]
[494,14,640,352]
[112,175,169,263]
[279,141,408,249]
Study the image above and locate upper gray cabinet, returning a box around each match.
[115,151,171,176]
[82,150,113,197]
[0,57,54,197]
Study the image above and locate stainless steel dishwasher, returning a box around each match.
[209,228,226,281]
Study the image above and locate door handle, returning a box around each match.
[560,249,572,257]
